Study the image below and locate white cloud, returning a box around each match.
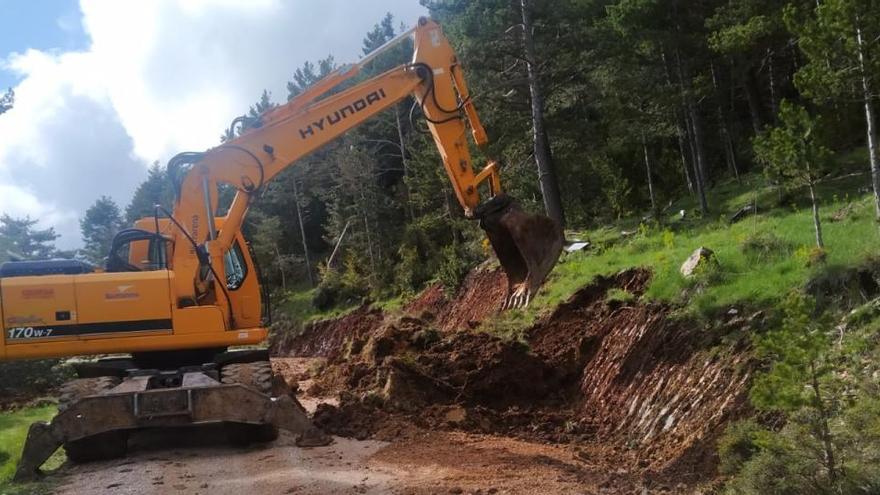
[0,0,426,249]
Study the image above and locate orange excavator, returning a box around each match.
[6,17,563,480]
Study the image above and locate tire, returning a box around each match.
[64,431,128,463]
[57,376,126,463]
[220,361,273,395]
[58,376,122,412]
[225,422,279,447]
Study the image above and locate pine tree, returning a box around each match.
[0,215,60,260]
[80,196,124,264]
[753,101,831,250]
[750,291,838,487]
[125,162,173,224]
[785,0,880,224]
[362,13,396,55]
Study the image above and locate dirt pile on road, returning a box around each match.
[280,267,753,484]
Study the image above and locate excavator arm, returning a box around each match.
[166,17,562,316]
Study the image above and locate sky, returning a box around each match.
[0,0,427,249]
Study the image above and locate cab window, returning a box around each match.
[224,241,248,290]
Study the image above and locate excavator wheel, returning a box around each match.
[57,377,128,462]
[220,361,280,446]
[220,361,274,395]
[225,423,279,447]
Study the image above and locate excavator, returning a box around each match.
[4,17,563,480]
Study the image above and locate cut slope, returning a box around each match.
[279,267,752,485]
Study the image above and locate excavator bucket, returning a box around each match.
[476,194,564,309]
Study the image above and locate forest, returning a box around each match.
[3,0,880,492]
[2,0,877,302]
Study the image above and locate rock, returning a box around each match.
[729,204,755,224]
[680,247,716,277]
[443,405,467,424]
[565,240,591,253]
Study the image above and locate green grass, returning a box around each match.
[276,149,880,343]
[276,288,359,323]
[480,152,880,339]
[0,405,64,493]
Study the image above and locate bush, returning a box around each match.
[437,243,474,295]
[0,359,74,399]
[739,232,791,261]
[313,254,369,310]
[718,420,766,475]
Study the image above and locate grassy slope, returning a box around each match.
[0,405,63,494]
[277,149,878,339]
[481,149,879,337]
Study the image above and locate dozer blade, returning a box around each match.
[14,375,331,482]
[475,193,564,309]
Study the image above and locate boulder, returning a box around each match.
[680,247,716,277]
[729,204,755,224]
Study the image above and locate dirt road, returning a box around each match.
[53,429,631,494]
[48,358,611,495]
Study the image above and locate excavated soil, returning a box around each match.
[404,263,508,332]
[274,267,756,491]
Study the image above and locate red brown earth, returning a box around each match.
[271,265,756,492]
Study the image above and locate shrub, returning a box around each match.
[718,420,766,475]
[437,243,474,295]
[313,254,369,310]
[739,232,791,261]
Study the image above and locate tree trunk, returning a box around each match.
[661,50,695,195]
[359,187,377,277]
[808,181,824,249]
[520,0,565,228]
[711,63,740,181]
[272,244,287,291]
[689,103,711,211]
[856,22,880,223]
[395,104,415,220]
[291,173,314,287]
[743,67,765,134]
[674,48,709,213]
[675,112,695,195]
[642,131,657,218]
[767,48,778,118]
[809,360,836,484]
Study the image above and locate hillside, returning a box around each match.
[268,154,880,492]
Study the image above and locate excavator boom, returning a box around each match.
[169,17,562,312]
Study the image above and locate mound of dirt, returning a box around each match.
[404,262,507,332]
[283,266,753,487]
[272,305,385,360]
